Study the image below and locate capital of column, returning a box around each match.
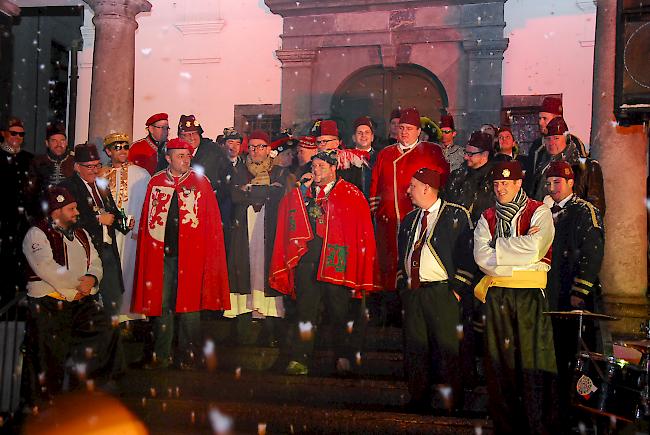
[0,0,20,17]
[276,49,317,67]
[85,0,151,24]
[380,45,397,69]
[462,39,509,59]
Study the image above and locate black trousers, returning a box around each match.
[99,243,123,318]
[23,295,120,405]
[400,281,461,410]
[290,259,363,366]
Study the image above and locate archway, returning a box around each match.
[330,64,448,144]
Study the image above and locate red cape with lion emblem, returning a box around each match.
[132,169,230,315]
[269,179,377,298]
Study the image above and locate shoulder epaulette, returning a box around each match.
[573,197,602,229]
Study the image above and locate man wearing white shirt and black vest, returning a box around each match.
[473,160,557,434]
[397,168,475,414]
[22,187,118,406]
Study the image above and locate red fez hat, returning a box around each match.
[313,120,339,138]
[146,113,168,126]
[166,137,194,152]
[440,115,455,130]
[540,97,563,116]
[390,108,401,120]
[545,117,568,136]
[46,123,66,139]
[467,131,493,152]
[46,186,76,213]
[353,116,374,132]
[178,114,203,135]
[497,126,513,136]
[412,167,441,189]
[399,107,421,127]
[298,136,317,149]
[544,161,574,180]
[74,143,100,162]
[248,130,270,144]
[491,161,524,181]
[6,116,24,130]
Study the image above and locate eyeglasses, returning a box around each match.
[79,163,102,169]
[248,144,268,151]
[9,131,25,137]
[151,125,170,130]
[441,129,453,134]
[316,139,337,146]
[111,144,130,151]
[464,150,485,156]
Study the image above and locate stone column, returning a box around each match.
[85,0,151,147]
[590,0,649,336]
[0,0,19,17]
[462,39,509,132]
[276,48,317,130]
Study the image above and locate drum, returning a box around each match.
[572,351,646,422]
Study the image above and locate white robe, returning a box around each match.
[110,164,151,321]
[223,204,285,319]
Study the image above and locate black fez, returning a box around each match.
[312,150,338,166]
[74,143,101,163]
[46,186,76,213]
[467,131,493,153]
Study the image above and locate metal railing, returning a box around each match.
[0,291,27,414]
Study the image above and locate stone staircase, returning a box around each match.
[116,319,492,434]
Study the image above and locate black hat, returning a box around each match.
[467,131,493,153]
[312,150,338,166]
[46,186,76,213]
[46,123,66,139]
[74,143,101,163]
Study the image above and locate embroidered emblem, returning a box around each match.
[325,244,348,273]
[576,374,597,398]
[564,167,571,176]
[31,242,41,253]
[148,187,172,242]
[56,195,65,203]
[180,189,201,228]
[502,169,510,178]
[288,209,297,232]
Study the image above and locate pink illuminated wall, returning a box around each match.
[502,1,596,144]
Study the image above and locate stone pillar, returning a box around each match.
[85,0,151,147]
[590,0,649,336]
[276,48,317,130]
[462,39,509,130]
[0,0,19,17]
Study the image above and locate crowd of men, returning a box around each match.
[0,95,606,434]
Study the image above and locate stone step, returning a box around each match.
[122,396,493,435]
[117,369,488,413]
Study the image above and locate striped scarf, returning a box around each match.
[494,188,527,239]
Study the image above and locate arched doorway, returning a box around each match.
[330,64,448,144]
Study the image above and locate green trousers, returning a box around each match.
[484,287,558,434]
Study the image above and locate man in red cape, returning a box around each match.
[270,150,377,376]
[369,107,449,324]
[132,138,230,369]
[128,112,169,175]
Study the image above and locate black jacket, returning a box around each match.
[546,195,604,311]
[397,200,477,296]
[227,163,288,296]
[442,161,495,225]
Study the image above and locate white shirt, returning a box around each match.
[399,139,420,153]
[315,180,335,197]
[23,226,103,301]
[406,198,448,282]
[543,193,573,220]
[473,203,554,277]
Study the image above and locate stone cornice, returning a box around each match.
[175,20,225,36]
[462,38,509,53]
[276,48,317,65]
[266,0,505,17]
[84,0,152,20]
[0,0,20,17]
